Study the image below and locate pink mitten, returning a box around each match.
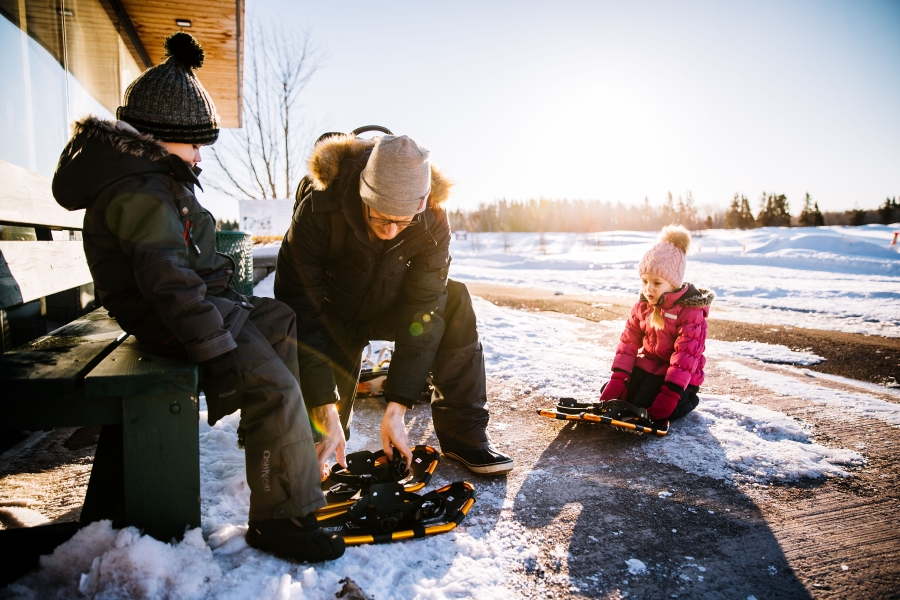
[599,371,630,401]
[648,386,681,420]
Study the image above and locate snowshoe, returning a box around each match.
[538,398,669,436]
[316,480,476,545]
[316,445,440,516]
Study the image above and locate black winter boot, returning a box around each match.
[246,513,345,562]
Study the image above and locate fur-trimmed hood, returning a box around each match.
[306,134,452,210]
[678,285,716,308]
[53,116,198,210]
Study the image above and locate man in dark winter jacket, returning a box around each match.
[274,133,514,475]
[52,32,343,562]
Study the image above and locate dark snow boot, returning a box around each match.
[246,513,346,562]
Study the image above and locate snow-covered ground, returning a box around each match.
[8,225,900,599]
[450,225,900,337]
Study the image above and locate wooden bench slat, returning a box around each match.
[0,308,125,400]
[0,241,93,308]
[0,159,84,230]
[85,337,199,397]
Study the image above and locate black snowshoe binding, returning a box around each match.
[317,480,476,545]
[316,445,440,516]
[539,398,669,436]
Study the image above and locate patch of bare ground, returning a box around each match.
[0,427,96,529]
[466,282,900,387]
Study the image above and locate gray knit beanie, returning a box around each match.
[117,32,219,145]
[360,135,431,216]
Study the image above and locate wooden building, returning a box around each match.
[0,0,245,352]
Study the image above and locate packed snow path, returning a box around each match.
[9,298,900,598]
[6,225,900,598]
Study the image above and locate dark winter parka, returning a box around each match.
[274,135,453,408]
[53,117,245,362]
[611,284,716,390]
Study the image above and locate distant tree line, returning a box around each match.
[724,193,899,229]
[449,193,899,233]
[449,192,712,233]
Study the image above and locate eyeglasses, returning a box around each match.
[366,205,423,229]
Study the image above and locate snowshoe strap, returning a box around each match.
[345,481,456,533]
[324,445,439,502]
[597,400,652,424]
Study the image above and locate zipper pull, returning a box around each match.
[185,220,201,254]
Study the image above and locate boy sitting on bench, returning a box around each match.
[51,32,343,562]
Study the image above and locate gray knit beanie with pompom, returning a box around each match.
[117,32,219,145]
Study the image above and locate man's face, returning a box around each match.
[363,203,418,241]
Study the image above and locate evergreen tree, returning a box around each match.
[757,192,791,227]
[847,208,868,226]
[813,201,825,226]
[798,193,822,227]
[661,192,676,226]
[724,194,741,229]
[877,197,899,225]
[738,195,755,229]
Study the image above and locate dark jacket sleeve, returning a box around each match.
[383,211,452,402]
[105,176,236,362]
[273,191,339,409]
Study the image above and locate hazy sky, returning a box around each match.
[201,0,900,218]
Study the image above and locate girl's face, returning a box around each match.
[161,142,202,168]
[641,273,676,305]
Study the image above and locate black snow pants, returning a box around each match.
[624,366,700,421]
[327,279,490,452]
[81,296,326,527]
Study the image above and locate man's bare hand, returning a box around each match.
[310,403,346,480]
[381,402,412,469]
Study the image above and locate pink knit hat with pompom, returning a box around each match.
[638,225,692,287]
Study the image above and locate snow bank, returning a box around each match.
[706,340,825,365]
[645,395,865,483]
[12,522,221,599]
[720,361,900,427]
[450,226,900,337]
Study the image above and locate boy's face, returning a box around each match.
[641,273,676,305]
[161,142,202,168]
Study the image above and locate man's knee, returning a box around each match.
[445,280,477,324]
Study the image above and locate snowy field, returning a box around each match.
[8,225,900,599]
[450,225,900,337]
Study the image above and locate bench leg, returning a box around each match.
[122,392,200,541]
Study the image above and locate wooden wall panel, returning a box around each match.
[121,0,243,128]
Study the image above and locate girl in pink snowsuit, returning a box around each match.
[600,225,715,421]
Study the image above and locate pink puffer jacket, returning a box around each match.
[611,284,715,390]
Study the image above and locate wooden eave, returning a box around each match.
[120,0,244,128]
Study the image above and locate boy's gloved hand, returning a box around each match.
[202,351,244,423]
[648,383,681,420]
[599,370,630,401]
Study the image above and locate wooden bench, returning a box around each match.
[0,159,201,553]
